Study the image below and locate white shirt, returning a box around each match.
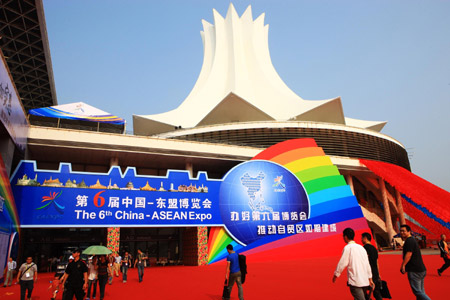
[334,241,372,287]
[88,261,98,280]
[115,256,122,264]
[8,261,16,270]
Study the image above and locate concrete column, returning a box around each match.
[186,161,193,177]
[110,156,119,167]
[396,189,406,225]
[379,178,395,242]
[107,227,120,254]
[345,174,355,195]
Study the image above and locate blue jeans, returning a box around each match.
[137,264,144,282]
[407,271,431,300]
[122,265,128,281]
[87,279,97,298]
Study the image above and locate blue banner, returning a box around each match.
[11,161,222,227]
[10,159,341,248]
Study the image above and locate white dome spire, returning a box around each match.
[134,4,386,135]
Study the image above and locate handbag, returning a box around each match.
[222,279,230,300]
[380,280,392,299]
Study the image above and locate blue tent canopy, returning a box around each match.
[29,102,125,125]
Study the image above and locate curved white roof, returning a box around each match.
[156,121,403,148]
[134,4,386,136]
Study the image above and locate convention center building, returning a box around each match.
[1,1,449,272]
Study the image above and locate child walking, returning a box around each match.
[48,273,61,300]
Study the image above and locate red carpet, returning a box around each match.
[1,252,445,300]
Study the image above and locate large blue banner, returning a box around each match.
[11,139,369,257]
[10,139,366,250]
[11,161,222,227]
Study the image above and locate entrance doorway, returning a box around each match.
[119,227,183,266]
[20,228,107,272]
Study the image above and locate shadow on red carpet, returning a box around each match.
[1,253,445,299]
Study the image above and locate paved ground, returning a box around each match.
[1,253,446,299]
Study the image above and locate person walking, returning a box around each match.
[437,234,450,276]
[96,255,109,300]
[16,256,38,300]
[362,232,382,300]
[86,256,98,300]
[107,254,114,285]
[400,224,431,300]
[224,244,244,300]
[333,228,374,300]
[134,249,147,283]
[60,249,88,300]
[48,273,61,300]
[3,257,16,287]
[122,252,130,283]
[113,253,121,277]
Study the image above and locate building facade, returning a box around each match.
[1,2,449,272]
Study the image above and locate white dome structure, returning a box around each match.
[134,4,386,136]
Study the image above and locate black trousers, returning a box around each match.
[439,256,450,273]
[64,285,85,300]
[97,275,108,299]
[371,279,383,300]
[20,280,34,300]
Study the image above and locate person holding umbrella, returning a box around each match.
[96,255,109,300]
[82,245,112,300]
[60,249,88,300]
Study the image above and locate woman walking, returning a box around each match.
[86,256,98,300]
[97,255,108,300]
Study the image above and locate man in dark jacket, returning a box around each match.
[60,249,88,300]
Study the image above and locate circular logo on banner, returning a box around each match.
[219,160,309,245]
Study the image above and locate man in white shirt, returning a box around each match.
[3,257,16,287]
[114,253,122,277]
[332,227,374,300]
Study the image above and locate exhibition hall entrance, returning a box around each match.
[19,226,201,271]
[20,228,107,272]
[119,227,184,266]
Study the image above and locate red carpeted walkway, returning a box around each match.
[1,252,446,300]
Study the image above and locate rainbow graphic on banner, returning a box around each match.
[0,155,20,233]
[207,138,369,263]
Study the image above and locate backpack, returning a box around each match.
[238,254,247,284]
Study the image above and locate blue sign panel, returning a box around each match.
[11,138,371,257]
[10,159,320,247]
[11,161,222,227]
[219,160,309,245]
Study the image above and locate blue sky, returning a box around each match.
[42,0,450,192]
